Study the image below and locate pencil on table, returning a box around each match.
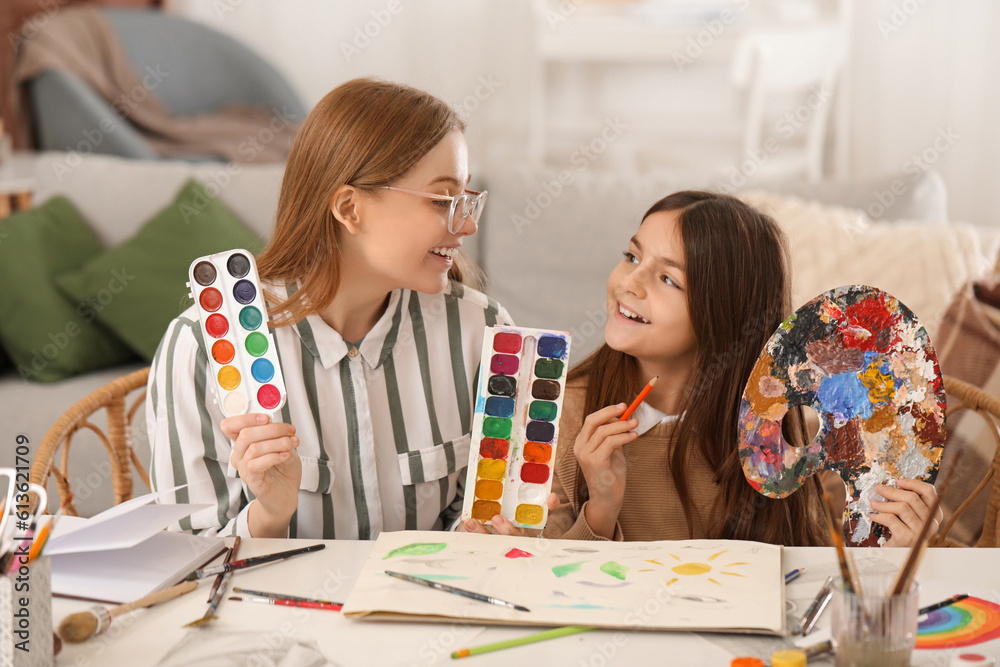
[452,626,594,659]
[620,376,658,421]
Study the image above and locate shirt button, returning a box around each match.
[348,346,359,358]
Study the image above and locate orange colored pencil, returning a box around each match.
[620,376,658,421]
[27,495,71,564]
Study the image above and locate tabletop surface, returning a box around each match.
[52,538,1000,666]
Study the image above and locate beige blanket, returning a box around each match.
[13,5,298,162]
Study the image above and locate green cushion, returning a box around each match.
[55,179,265,361]
[0,197,136,382]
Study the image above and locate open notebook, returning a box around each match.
[46,490,225,604]
[342,530,786,635]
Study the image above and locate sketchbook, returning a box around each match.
[46,489,225,603]
[342,531,786,635]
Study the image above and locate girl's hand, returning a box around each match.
[869,478,943,547]
[222,413,302,535]
[575,403,638,537]
[458,494,560,537]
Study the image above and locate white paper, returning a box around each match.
[342,530,785,635]
[50,531,225,603]
[44,502,210,555]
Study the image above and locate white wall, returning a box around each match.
[170,0,1000,228]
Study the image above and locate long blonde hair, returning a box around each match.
[257,78,479,325]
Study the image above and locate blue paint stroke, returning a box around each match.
[817,372,873,422]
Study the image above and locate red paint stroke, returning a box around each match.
[842,295,902,352]
[504,548,534,559]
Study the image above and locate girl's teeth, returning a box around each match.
[619,305,649,323]
[431,247,455,258]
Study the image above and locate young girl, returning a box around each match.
[147,78,511,539]
[528,191,940,547]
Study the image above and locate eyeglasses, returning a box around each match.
[383,186,487,234]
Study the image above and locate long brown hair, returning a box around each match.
[256,77,480,325]
[571,190,827,546]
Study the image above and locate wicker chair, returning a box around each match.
[930,375,1000,547]
[29,367,151,516]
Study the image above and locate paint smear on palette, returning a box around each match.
[383,543,447,559]
[552,561,584,578]
[505,548,533,559]
[738,285,946,547]
[600,561,628,580]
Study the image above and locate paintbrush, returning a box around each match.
[820,486,858,595]
[184,543,324,581]
[384,570,529,612]
[58,581,198,642]
[185,536,241,627]
[890,449,963,597]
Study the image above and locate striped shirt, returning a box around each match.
[146,282,512,540]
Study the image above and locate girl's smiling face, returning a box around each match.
[605,209,697,372]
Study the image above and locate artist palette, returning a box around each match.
[461,325,571,530]
[738,285,946,546]
[187,249,286,417]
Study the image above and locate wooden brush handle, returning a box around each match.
[109,581,198,617]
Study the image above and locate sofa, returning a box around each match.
[4,150,997,518]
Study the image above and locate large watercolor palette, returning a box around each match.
[738,285,946,546]
[461,325,571,530]
[187,249,286,418]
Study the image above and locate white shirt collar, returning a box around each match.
[633,401,680,436]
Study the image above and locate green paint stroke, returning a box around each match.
[382,542,447,559]
[552,561,584,578]
[600,561,628,580]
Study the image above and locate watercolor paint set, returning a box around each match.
[187,249,286,417]
[461,325,572,530]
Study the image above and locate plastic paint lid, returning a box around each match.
[223,390,248,415]
[245,332,268,357]
[227,253,251,278]
[199,287,223,312]
[239,305,263,331]
[770,650,806,667]
[205,313,229,338]
[730,660,765,667]
[212,339,235,364]
[257,384,281,410]
[233,279,256,304]
[251,358,274,383]
[193,261,217,286]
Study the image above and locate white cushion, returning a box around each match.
[742,189,1000,341]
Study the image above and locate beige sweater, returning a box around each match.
[543,377,726,541]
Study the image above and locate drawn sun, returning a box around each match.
[640,549,749,586]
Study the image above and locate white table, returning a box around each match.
[53,540,1000,666]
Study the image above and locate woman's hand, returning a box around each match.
[869,478,943,547]
[222,413,302,536]
[575,403,638,539]
[458,494,560,537]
